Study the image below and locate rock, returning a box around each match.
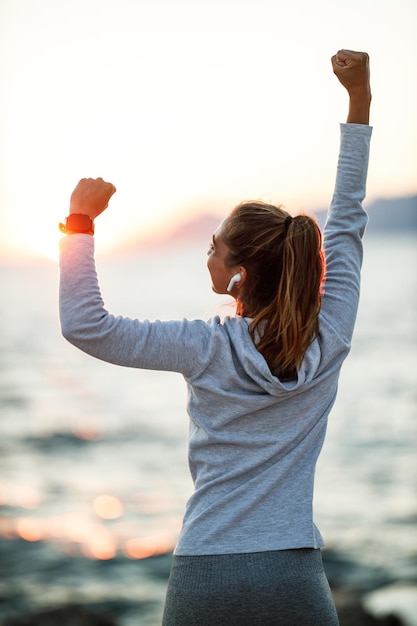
[332,588,404,626]
[338,604,403,626]
[3,604,118,626]
[363,584,417,626]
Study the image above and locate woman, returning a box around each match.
[59,49,372,625]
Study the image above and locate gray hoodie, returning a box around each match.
[59,123,372,555]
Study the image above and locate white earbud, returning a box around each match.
[227,273,242,292]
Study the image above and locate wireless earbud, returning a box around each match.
[227,273,242,293]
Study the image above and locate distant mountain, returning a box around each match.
[117,195,416,256]
[186,195,417,241]
[364,195,417,232]
[119,213,223,255]
[159,213,222,247]
[315,194,417,233]
[164,195,416,244]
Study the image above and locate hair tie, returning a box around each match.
[284,215,293,232]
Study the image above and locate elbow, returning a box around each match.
[60,309,93,347]
[60,309,110,353]
[59,299,106,347]
[60,319,82,347]
[60,321,99,356]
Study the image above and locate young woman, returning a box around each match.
[59,49,372,625]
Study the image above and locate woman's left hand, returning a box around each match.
[70,177,117,219]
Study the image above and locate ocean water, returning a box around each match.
[0,234,416,625]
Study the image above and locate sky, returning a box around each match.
[0,0,416,260]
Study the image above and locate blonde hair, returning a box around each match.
[222,201,325,381]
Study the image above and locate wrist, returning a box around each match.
[348,90,372,109]
[59,213,95,236]
[347,92,371,125]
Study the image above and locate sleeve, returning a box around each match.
[320,123,373,344]
[58,234,215,378]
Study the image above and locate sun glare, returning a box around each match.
[5,221,63,262]
[42,232,61,262]
[13,221,119,262]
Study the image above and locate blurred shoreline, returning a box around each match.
[0,538,416,626]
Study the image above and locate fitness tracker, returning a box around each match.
[59,213,94,235]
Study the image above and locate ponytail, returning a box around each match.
[223,202,325,381]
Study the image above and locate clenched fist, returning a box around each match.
[70,177,117,219]
[331,50,371,96]
[332,50,371,125]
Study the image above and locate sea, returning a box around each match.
[0,233,416,625]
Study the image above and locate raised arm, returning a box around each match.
[319,51,372,350]
[331,49,371,125]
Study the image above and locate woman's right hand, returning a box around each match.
[331,49,371,125]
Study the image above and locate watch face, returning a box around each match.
[67,214,93,230]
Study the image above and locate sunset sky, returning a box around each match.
[1,0,416,259]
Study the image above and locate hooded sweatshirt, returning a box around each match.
[59,123,372,556]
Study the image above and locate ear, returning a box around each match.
[226,267,247,293]
[237,266,247,288]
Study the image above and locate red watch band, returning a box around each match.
[59,213,94,235]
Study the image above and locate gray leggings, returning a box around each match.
[162,549,339,625]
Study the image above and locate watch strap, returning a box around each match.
[59,213,94,235]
